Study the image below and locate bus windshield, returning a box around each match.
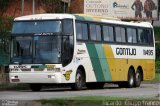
[33,36,61,64]
[11,19,74,65]
[12,36,32,64]
[12,21,61,33]
[11,36,61,64]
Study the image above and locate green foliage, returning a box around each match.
[154,27,160,41]
[156,61,160,73]
[0,0,10,14]
[38,96,158,106]
[0,16,13,65]
[159,0,160,12]
[156,43,160,60]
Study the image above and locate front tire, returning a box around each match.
[71,69,84,90]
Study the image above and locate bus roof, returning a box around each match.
[74,14,153,28]
[14,14,153,28]
[14,14,75,21]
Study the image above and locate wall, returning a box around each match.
[69,0,83,13]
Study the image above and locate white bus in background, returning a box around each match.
[9,14,155,91]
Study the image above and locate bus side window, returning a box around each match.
[76,22,82,40]
[89,24,96,41]
[82,23,89,40]
[103,26,114,42]
[127,28,137,43]
[63,20,73,35]
[138,29,149,45]
[146,29,153,45]
[96,25,102,41]
[115,27,126,43]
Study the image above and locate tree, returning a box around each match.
[41,0,64,13]
[0,0,10,15]
[159,0,160,13]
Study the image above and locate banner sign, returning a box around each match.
[84,0,158,20]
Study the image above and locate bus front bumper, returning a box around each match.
[9,72,62,83]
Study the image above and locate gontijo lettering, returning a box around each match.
[116,48,136,56]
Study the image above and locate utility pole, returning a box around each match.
[32,0,35,14]
[21,0,24,15]
[63,2,65,13]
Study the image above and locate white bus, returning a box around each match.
[9,14,155,91]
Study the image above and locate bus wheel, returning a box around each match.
[127,69,135,88]
[134,70,142,87]
[30,84,42,91]
[71,69,84,90]
[86,83,104,89]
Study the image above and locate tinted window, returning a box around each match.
[12,21,61,34]
[103,26,114,42]
[115,27,126,43]
[63,20,73,34]
[76,23,82,39]
[96,25,101,41]
[127,28,137,43]
[89,24,96,40]
[138,29,149,44]
[146,29,153,45]
[132,29,137,43]
[82,24,89,40]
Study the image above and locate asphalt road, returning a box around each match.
[0,83,159,100]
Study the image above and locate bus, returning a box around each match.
[9,14,155,91]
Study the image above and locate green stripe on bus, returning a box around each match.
[83,16,93,21]
[75,15,85,20]
[86,43,105,81]
[75,15,93,21]
[86,44,112,81]
[31,65,46,68]
[95,44,112,81]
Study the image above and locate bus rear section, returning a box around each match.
[74,14,155,89]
